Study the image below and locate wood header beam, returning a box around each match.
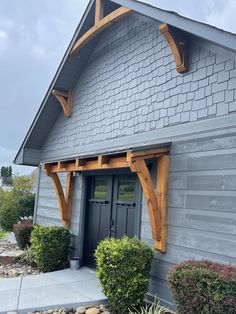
[159,23,189,73]
[70,6,132,55]
[52,89,73,117]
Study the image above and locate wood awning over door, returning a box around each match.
[42,146,170,252]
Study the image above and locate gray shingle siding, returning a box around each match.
[34,12,236,307]
[41,13,236,161]
[142,133,236,305]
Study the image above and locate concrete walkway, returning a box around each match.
[0,267,107,313]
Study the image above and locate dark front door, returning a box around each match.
[83,174,139,266]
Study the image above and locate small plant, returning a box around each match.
[31,225,70,272]
[15,246,35,266]
[168,259,236,314]
[13,221,33,249]
[95,236,154,313]
[130,299,171,314]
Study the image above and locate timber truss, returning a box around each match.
[42,146,170,252]
[70,0,132,55]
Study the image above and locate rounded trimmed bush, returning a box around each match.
[168,260,236,314]
[31,225,70,272]
[95,236,154,313]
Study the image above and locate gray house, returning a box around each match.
[15,0,236,306]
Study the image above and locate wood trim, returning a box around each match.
[49,173,67,224]
[42,146,170,250]
[65,173,75,227]
[155,155,169,252]
[159,23,189,73]
[130,159,161,242]
[70,6,132,55]
[95,0,104,25]
[52,89,73,117]
[47,172,75,227]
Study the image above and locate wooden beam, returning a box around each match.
[128,147,170,160]
[98,154,110,166]
[95,0,104,25]
[52,89,73,117]
[155,155,170,252]
[130,159,161,242]
[75,159,86,167]
[71,7,132,55]
[159,23,189,73]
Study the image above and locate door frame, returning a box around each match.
[78,169,142,266]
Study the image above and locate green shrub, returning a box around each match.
[15,246,35,266]
[13,222,33,249]
[0,195,20,231]
[18,193,35,217]
[31,225,70,272]
[168,260,236,314]
[95,236,154,313]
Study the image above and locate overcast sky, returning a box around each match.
[0,0,236,175]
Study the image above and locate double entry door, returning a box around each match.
[83,174,140,266]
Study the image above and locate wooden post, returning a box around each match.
[155,155,170,252]
[95,0,104,25]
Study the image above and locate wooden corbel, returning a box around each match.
[42,164,75,227]
[127,151,170,252]
[52,89,73,117]
[159,23,189,73]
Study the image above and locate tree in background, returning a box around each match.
[0,174,36,231]
[0,166,13,186]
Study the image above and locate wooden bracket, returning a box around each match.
[52,89,73,117]
[43,169,75,227]
[130,159,161,242]
[128,152,170,252]
[70,5,132,55]
[159,23,189,73]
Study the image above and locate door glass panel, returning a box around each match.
[118,180,135,202]
[93,180,107,199]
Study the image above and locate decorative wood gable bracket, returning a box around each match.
[160,23,189,73]
[42,146,170,252]
[70,0,132,55]
[52,89,73,118]
[43,164,75,227]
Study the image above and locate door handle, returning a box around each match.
[110,219,115,233]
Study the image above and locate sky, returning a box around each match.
[0,0,236,175]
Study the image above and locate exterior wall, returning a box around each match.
[35,12,236,306]
[142,132,236,305]
[41,13,236,161]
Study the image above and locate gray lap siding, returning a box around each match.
[33,12,236,306]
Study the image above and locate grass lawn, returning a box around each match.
[0,228,8,240]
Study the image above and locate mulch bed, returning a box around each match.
[0,240,40,278]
